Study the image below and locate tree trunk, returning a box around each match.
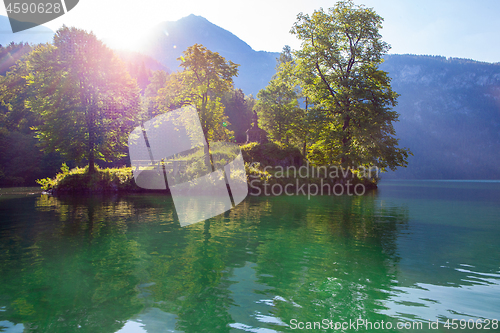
[88,144,95,174]
[341,115,352,181]
[88,102,96,175]
[341,115,351,167]
[303,97,308,158]
[204,141,214,172]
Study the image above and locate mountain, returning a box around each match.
[0,15,54,45]
[138,14,279,96]
[380,55,500,179]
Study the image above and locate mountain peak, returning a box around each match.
[139,14,278,95]
[182,14,209,22]
[157,14,253,53]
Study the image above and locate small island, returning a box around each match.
[1,1,409,197]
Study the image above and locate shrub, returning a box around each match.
[36,164,137,193]
[240,142,303,167]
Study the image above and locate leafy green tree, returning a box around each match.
[156,44,238,142]
[220,88,254,143]
[276,44,293,69]
[291,0,411,170]
[143,70,169,119]
[256,46,305,146]
[256,67,299,144]
[24,26,141,174]
[0,57,38,133]
[0,42,32,75]
[0,45,67,185]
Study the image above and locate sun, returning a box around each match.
[103,28,148,52]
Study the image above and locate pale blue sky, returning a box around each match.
[1,0,499,62]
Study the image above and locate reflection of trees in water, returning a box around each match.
[0,195,166,333]
[141,194,410,332]
[0,193,409,332]
[246,194,410,330]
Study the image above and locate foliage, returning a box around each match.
[144,70,169,119]
[219,88,255,143]
[0,130,43,186]
[240,142,303,167]
[124,59,152,93]
[23,26,141,173]
[155,44,238,142]
[290,0,411,171]
[256,52,303,144]
[255,46,318,157]
[0,42,32,76]
[162,143,241,185]
[0,59,67,185]
[242,148,378,194]
[244,161,272,183]
[0,55,38,133]
[36,163,136,192]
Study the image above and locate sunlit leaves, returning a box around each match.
[22,26,141,169]
[291,0,411,171]
[256,61,301,145]
[156,44,238,142]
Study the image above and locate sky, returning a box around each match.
[1,0,500,63]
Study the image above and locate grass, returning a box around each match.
[36,163,137,193]
[36,143,379,195]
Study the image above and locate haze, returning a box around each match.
[0,0,499,63]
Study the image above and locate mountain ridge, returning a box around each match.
[137,14,279,96]
[380,54,500,179]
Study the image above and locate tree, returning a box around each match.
[220,88,254,143]
[256,46,308,148]
[144,70,169,119]
[276,45,293,69]
[0,42,32,75]
[256,64,300,144]
[291,1,411,171]
[156,44,238,142]
[24,26,141,173]
[0,44,67,185]
[1,59,34,132]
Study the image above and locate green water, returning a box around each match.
[0,181,499,332]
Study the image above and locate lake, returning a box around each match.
[0,180,499,332]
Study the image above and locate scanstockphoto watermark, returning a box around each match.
[248,162,380,198]
[290,318,426,330]
[289,318,499,330]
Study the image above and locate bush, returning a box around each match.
[240,142,303,167]
[245,162,272,183]
[36,163,138,193]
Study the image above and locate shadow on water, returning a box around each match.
[0,187,475,332]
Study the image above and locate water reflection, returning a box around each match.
[0,184,498,332]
